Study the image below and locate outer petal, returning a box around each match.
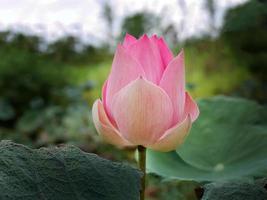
[148,115,191,152]
[150,35,169,70]
[102,79,108,108]
[127,34,164,84]
[122,33,137,48]
[101,79,118,126]
[92,99,133,148]
[159,50,185,124]
[106,44,145,115]
[151,36,174,67]
[111,77,173,146]
[184,92,199,122]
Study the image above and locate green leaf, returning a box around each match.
[0,99,15,120]
[16,110,44,133]
[0,141,141,200]
[177,96,267,173]
[202,179,267,200]
[147,96,267,181]
[147,149,231,181]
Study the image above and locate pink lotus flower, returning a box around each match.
[92,34,199,152]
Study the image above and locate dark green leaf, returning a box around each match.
[0,99,15,120]
[16,110,44,133]
[202,180,267,200]
[0,141,141,200]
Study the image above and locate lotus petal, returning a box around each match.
[111,77,173,145]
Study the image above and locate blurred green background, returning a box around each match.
[0,0,266,199]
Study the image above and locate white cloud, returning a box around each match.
[0,0,248,43]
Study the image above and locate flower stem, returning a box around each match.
[138,145,146,200]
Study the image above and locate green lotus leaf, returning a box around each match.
[0,141,141,200]
[147,96,267,181]
[202,179,267,200]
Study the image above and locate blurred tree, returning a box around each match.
[177,0,187,36]
[46,35,109,64]
[10,33,41,53]
[0,31,111,148]
[120,12,159,38]
[47,36,78,63]
[101,1,115,48]
[0,32,73,128]
[0,31,10,46]
[0,31,111,129]
[162,24,179,49]
[221,0,267,102]
[205,0,216,35]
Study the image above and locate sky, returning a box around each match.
[0,0,248,44]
